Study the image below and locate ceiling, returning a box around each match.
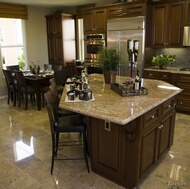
[0,0,116,8]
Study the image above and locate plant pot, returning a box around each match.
[159,65,167,69]
[103,69,117,84]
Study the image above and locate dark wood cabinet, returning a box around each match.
[83,8,107,34]
[140,98,175,178]
[144,70,172,83]
[45,13,76,67]
[89,96,176,188]
[152,1,185,47]
[144,69,190,114]
[172,73,190,113]
[185,0,190,25]
[107,3,147,19]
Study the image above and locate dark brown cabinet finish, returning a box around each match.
[152,1,185,47]
[83,8,106,34]
[89,97,176,189]
[107,3,147,19]
[144,69,190,114]
[185,0,190,25]
[172,73,190,113]
[45,13,76,67]
[144,70,172,83]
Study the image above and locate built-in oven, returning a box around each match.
[84,34,105,67]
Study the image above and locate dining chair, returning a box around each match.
[66,62,78,78]
[6,65,20,72]
[44,64,52,71]
[52,64,63,71]
[2,69,18,106]
[53,69,69,95]
[14,70,36,110]
[44,89,90,174]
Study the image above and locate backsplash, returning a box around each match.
[156,48,190,68]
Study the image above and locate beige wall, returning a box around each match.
[25,6,53,69]
[0,6,54,98]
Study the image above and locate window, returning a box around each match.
[0,18,26,70]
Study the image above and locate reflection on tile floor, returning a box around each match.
[0,99,190,189]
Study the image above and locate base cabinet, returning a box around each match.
[89,97,176,189]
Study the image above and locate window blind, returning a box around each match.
[0,2,28,20]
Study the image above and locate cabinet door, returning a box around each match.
[144,70,159,79]
[152,4,167,47]
[157,115,173,159]
[94,9,106,32]
[152,1,185,47]
[141,125,159,177]
[83,11,94,33]
[167,2,185,46]
[185,0,190,25]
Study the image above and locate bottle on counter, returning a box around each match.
[134,69,140,91]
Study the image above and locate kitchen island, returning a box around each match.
[59,74,182,189]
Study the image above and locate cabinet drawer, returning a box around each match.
[159,72,171,82]
[162,98,175,117]
[177,84,190,95]
[107,7,123,18]
[176,98,190,111]
[144,71,159,79]
[143,107,160,129]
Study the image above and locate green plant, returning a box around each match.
[152,54,176,67]
[18,53,25,70]
[98,47,121,71]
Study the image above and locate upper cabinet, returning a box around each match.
[107,3,147,19]
[185,0,190,25]
[83,8,107,34]
[152,1,185,47]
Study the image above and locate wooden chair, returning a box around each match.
[52,64,63,71]
[44,89,90,174]
[6,65,20,72]
[2,69,18,106]
[14,70,36,110]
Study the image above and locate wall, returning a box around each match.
[156,48,190,68]
[25,6,53,69]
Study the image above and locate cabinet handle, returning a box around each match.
[158,125,163,129]
[168,105,171,108]
[180,102,183,104]
[149,73,153,76]
[163,75,167,77]
[151,115,155,119]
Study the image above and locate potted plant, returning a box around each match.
[98,47,121,84]
[151,54,176,69]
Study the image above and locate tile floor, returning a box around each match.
[0,99,190,189]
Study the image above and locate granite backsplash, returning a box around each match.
[156,48,190,68]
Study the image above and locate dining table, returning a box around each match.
[24,73,53,110]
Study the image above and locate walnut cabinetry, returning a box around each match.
[144,70,172,83]
[185,0,190,25]
[144,69,190,114]
[89,97,176,188]
[152,1,185,47]
[83,8,106,34]
[107,3,147,19]
[172,73,190,113]
[141,98,175,177]
[45,13,76,67]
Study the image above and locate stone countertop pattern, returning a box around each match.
[59,74,182,125]
[144,66,190,74]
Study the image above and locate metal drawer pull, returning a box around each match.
[163,75,167,77]
[168,105,171,108]
[158,125,163,129]
[149,73,153,76]
[180,102,183,104]
[151,115,155,119]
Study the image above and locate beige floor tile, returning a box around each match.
[0,99,190,189]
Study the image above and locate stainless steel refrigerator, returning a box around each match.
[107,16,145,77]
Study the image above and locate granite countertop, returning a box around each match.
[59,74,182,125]
[144,66,190,74]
